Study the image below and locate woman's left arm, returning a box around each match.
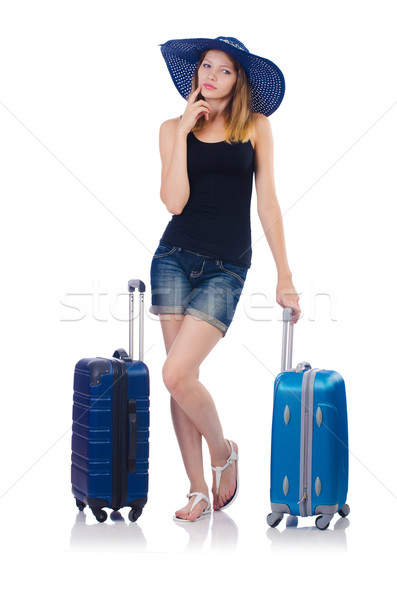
[253,114,301,325]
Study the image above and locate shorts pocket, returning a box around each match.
[153,243,177,258]
[219,261,248,285]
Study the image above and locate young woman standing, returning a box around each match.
[149,36,301,522]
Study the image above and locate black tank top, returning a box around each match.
[159,131,255,268]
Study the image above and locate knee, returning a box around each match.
[162,360,199,397]
[162,360,185,397]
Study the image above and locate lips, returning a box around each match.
[203,83,216,89]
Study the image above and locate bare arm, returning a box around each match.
[159,85,211,215]
[253,114,301,324]
[159,119,190,215]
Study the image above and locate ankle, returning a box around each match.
[189,481,208,496]
[210,439,231,467]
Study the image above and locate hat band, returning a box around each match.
[217,38,247,52]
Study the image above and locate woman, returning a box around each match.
[149,36,301,522]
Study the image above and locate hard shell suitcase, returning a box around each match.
[71,279,150,523]
[267,308,350,530]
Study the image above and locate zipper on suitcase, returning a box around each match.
[299,370,308,517]
[111,359,128,511]
[301,416,309,516]
[299,399,309,516]
[299,369,319,517]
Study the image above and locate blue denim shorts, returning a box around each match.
[149,243,249,337]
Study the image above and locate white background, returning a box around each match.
[1,0,396,596]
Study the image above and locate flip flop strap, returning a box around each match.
[186,492,211,515]
[211,441,237,495]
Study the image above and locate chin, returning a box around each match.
[202,90,220,98]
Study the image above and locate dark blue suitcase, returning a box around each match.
[267,308,350,530]
[71,279,150,523]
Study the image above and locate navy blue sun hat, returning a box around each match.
[159,36,285,117]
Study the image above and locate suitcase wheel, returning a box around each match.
[338,503,350,518]
[92,508,108,523]
[75,498,86,512]
[315,514,332,530]
[128,506,143,522]
[266,512,284,528]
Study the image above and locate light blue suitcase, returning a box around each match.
[267,308,350,530]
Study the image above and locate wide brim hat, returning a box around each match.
[159,36,285,117]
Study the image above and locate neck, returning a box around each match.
[204,97,230,123]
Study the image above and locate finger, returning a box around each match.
[188,84,202,103]
[195,108,211,119]
[195,112,209,123]
[194,99,212,111]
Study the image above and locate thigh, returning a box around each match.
[159,314,200,379]
[165,314,223,375]
[159,313,185,354]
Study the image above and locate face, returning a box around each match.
[197,50,238,100]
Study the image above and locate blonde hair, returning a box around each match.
[191,50,254,144]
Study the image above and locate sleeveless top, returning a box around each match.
[159,130,255,268]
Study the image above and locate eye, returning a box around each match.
[202,63,211,68]
[222,69,231,75]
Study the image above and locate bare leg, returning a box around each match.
[162,314,238,514]
[159,314,208,520]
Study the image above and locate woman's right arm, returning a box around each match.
[159,85,211,215]
[159,119,190,215]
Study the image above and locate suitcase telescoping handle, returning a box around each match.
[281,307,294,371]
[281,308,311,373]
[128,279,145,361]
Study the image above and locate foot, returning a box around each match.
[211,440,238,511]
[174,491,211,522]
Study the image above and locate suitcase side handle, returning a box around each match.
[128,279,145,361]
[113,348,132,362]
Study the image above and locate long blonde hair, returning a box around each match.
[191,50,254,144]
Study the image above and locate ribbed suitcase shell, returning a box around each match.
[71,355,149,522]
[268,367,349,529]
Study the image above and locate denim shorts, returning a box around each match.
[149,243,249,337]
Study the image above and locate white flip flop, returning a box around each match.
[173,492,212,523]
[211,440,239,511]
